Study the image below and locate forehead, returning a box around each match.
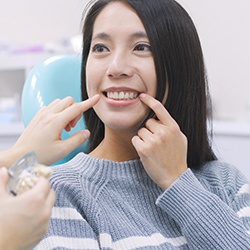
[92,1,146,36]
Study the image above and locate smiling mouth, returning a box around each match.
[104,91,139,100]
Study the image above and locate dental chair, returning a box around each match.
[21,54,87,164]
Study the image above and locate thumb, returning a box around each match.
[61,130,90,155]
[0,167,10,196]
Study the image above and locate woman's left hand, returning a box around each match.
[132,94,188,190]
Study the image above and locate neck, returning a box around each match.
[89,129,139,162]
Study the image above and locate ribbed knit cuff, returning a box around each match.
[156,169,224,228]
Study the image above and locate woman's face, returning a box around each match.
[86,1,157,133]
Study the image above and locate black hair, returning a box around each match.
[81,0,216,170]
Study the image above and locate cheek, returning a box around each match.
[85,73,91,96]
[85,60,91,95]
[144,59,157,95]
[145,70,157,97]
[85,60,98,96]
[149,80,157,97]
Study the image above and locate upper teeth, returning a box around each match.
[107,92,138,100]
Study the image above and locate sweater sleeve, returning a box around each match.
[156,168,250,250]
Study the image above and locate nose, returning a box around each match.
[106,52,133,78]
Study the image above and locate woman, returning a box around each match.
[35,0,250,249]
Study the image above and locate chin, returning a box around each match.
[104,117,146,134]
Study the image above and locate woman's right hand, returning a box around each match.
[1,95,100,167]
[0,167,56,250]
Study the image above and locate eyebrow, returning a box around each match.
[92,31,148,41]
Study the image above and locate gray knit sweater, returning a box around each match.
[34,153,250,249]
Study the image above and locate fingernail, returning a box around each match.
[83,130,90,139]
[92,94,100,99]
[0,167,7,175]
[139,93,146,98]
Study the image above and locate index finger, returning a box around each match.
[79,94,100,111]
[139,93,176,126]
[60,94,100,125]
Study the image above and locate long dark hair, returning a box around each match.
[81,0,216,170]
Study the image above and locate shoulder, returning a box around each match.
[50,153,91,179]
[195,160,247,184]
[49,152,106,196]
[48,153,89,192]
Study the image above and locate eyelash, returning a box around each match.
[91,43,151,53]
[92,44,108,53]
[134,43,151,52]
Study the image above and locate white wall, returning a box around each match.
[177,0,250,122]
[0,0,87,45]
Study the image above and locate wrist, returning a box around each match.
[0,147,26,169]
[159,167,188,191]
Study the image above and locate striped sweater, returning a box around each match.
[34,153,250,249]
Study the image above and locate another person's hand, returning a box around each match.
[0,167,55,250]
[132,93,188,190]
[1,95,100,167]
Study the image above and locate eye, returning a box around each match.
[92,43,109,53]
[134,43,151,52]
